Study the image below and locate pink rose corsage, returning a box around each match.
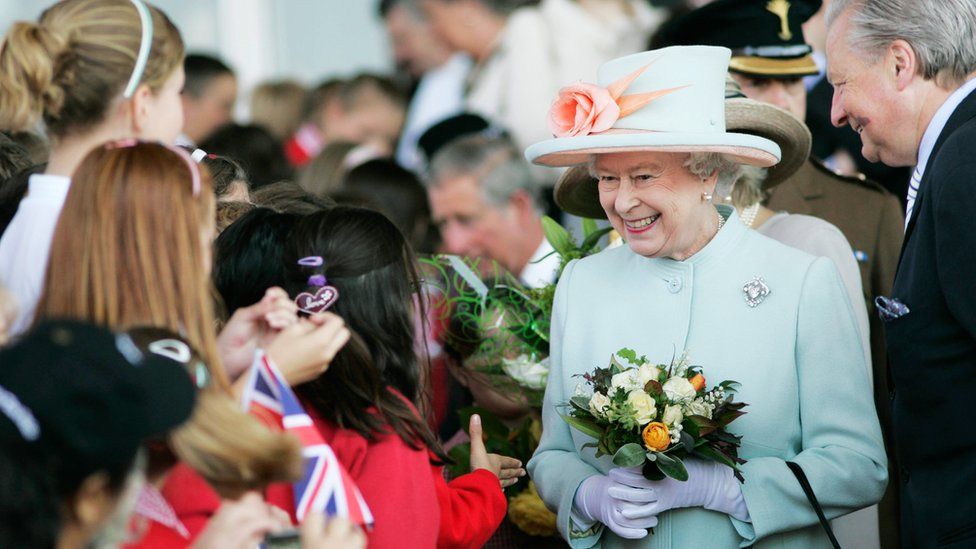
[547,83,621,139]
[547,59,688,138]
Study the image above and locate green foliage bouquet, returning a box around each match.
[562,349,748,482]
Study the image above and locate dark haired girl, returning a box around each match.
[280,206,523,547]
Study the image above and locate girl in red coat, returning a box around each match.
[278,206,523,548]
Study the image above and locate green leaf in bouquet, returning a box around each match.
[609,354,627,374]
[570,396,591,413]
[685,414,718,437]
[693,443,737,469]
[616,348,639,365]
[679,431,696,453]
[642,460,666,481]
[581,217,599,239]
[560,414,603,440]
[612,443,647,468]
[542,216,576,257]
[616,348,649,366]
[714,404,748,427]
[654,452,689,481]
[587,366,614,391]
[720,380,742,394]
[710,430,743,446]
[681,419,699,438]
[579,226,614,253]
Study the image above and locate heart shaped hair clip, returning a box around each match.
[295,256,339,314]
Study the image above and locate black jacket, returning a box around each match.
[885,87,976,548]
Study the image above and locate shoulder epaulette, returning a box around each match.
[810,156,889,194]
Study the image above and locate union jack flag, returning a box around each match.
[242,352,374,528]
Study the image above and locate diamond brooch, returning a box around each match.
[743,277,770,308]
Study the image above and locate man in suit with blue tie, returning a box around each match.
[826,1,976,547]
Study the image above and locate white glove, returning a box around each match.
[608,460,750,522]
[573,474,659,539]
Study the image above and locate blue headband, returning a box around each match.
[123,0,153,98]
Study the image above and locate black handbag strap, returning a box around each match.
[786,461,842,549]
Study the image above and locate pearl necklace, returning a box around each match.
[739,202,761,228]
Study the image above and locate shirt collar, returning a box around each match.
[26,173,71,202]
[916,77,976,177]
[519,236,560,289]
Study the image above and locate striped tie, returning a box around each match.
[905,167,921,231]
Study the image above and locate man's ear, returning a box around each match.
[889,39,918,91]
[507,189,537,222]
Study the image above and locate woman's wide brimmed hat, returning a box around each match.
[525,46,781,168]
[530,47,809,219]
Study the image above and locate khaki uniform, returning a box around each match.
[766,157,904,549]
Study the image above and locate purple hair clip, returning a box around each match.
[294,256,338,314]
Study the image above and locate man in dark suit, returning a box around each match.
[827,1,976,547]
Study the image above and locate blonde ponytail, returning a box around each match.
[0,21,68,132]
[0,0,184,137]
[169,391,303,499]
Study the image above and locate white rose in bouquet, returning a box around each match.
[662,404,683,427]
[626,390,657,425]
[636,363,661,386]
[663,377,697,403]
[610,369,643,393]
[501,355,549,390]
[683,399,713,419]
[673,351,692,377]
[589,392,611,418]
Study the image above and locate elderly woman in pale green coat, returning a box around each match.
[525,46,886,548]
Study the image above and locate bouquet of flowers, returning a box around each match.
[562,349,747,481]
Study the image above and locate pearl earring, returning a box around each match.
[701,191,713,202]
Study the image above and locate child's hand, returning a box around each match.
[267,313,351,386]
[300,511,366,549]
[191,492,290,549]
[218,288,299,381]
[468,414,526,488]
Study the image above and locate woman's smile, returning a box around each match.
[623,213,660,234]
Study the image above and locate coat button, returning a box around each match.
[667,277,682,293]
[900,467,910,483]
[889,389,896,401]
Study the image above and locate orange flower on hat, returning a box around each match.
[546,59,688,138]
